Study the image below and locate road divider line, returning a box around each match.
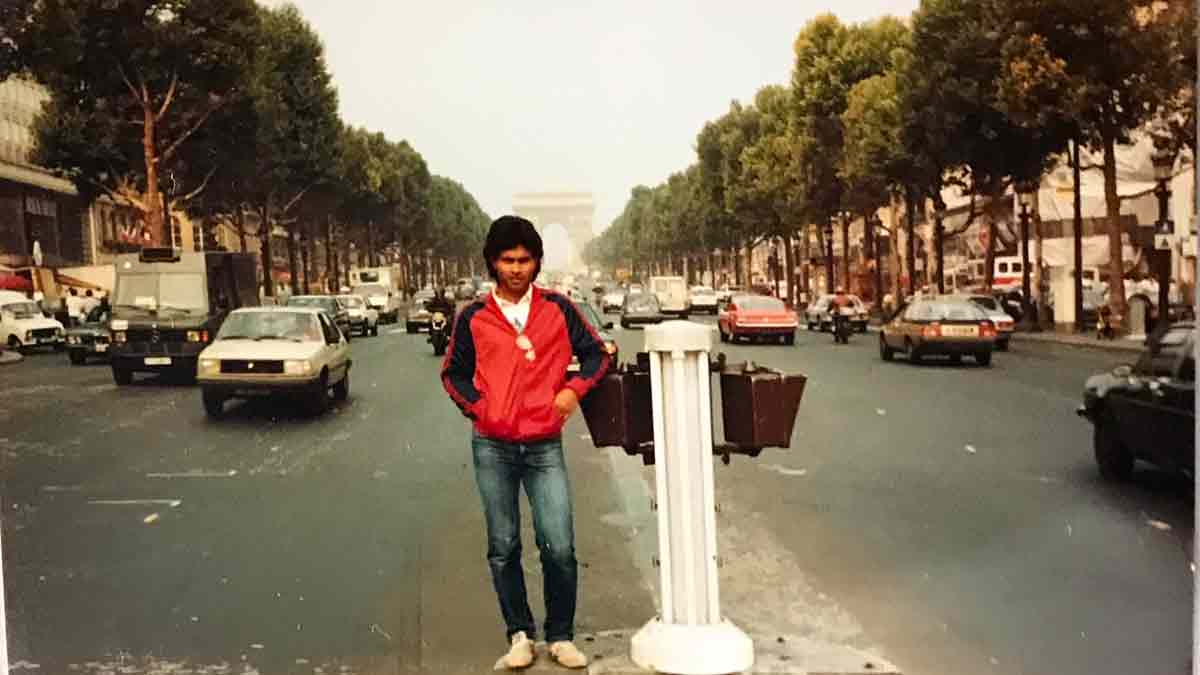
[145,470,237,479]
[89,499,182,508]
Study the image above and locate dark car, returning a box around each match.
[569,301,619,372]
[620,292,664,329]
[1078,321,1194,481]
[286,295,351,340]
[65,304,112,365]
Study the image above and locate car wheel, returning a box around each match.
[202,389,226,419]
[905,339,922,364]
[975,350,992,367]
[112,366,133,386]
[333,372,350,402]
[7,336,20,351]
[406,323,416,334]
[949,354,963,365]
[621,320,629,329]
[879,335,894,362]
[997,339,1009,352]
[307,372,330,416]
[719,327,728,343]
[68,350,86,365]
[1094,418,1134,481]
[372,324,379,336]
[785,333,795,346]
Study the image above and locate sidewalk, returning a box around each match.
[1009,329,1145,354]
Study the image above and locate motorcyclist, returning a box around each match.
[425,287,456,337]
[830,288,853,339]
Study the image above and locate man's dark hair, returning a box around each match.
[483,215,543,282]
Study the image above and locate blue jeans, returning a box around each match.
[471,432,578,643]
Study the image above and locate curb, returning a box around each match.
[1009,332,1143,354]
[0,351,23,366]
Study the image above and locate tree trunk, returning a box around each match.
[301,231,311,295]
[326,217,336,293]
[1102,132,1128,327]
[259,204,273,298]
[142,104,164,246]
[905,191,917,297]
[1072,138,1085,333]
[236,205,247,253]
[733,242,744,288]
[1033,185,1046,329]
[983,187,999,290]
[783,232,795,308]
[890,192,903,302]
[841,217,851,294]
[286,226,299,296]
[799,226,810,303]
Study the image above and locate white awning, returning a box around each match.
[0,160,77,196]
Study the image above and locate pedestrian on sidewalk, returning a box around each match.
[441,215,612,670]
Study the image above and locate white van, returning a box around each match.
[649,276,690,317]
[0,290,65,351]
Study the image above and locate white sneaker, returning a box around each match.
[494,631,535,670]
[548,640,589,669]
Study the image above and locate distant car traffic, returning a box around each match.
[351,282,400,324]
[956,293,1015,351]
[336,294,379,337]
[1078,321,1194,481]
[406,289,436,333]
[476,281,496,301]
[569,300,619,372]
[601,286,627,313]
[718,294,798,345]
[716,285,744,304]
[66,304,111,364]
[879,298,997,366]
[689,286,719,315]
[285,295,352,340]
[805,294,869,333]
[455,278,476,300]
[620,292,665,329]
[197,307,351,418]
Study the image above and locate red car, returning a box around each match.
[718,294,798,345]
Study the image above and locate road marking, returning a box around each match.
[40,485,82,493]
[143,513,159,524]
[89,499,181,508]
[761,463,808,477]
[146,470,237,479]
[388,328,408,335]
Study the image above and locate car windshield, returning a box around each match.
[85,305,109,323]
[3,301,41,319]
[693,287,715,296]
[352,284,387,297]
[217,311,320,342]
[969,296,1000,311]
[910,302,987,321]
[340,296,365,308]
[626,294,659,312]
[736,296,786,311]
[114,273,206,313]
[287,297,334,312]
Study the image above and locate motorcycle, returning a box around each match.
[429,311,449,356]
[832,307,853,344]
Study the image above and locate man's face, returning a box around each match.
[493,245,536,297]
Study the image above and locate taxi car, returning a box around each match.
[879,297,997,366]
[718,294,798,345]
[196,307,352,418]
[1078,321,1194,481]
[956,293,1015,351]
[805,293,869,333]
[336,294,379,337]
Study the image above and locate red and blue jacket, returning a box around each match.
[441,287,612,442]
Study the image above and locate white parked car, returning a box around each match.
[805,294,869,333]
[601,288,626,313]
[196,307,352,418]
[0,290,65,352]
[337,294,379,337]
[689,286,719,314]
[351,282,400,324]
[955,294,1015,351]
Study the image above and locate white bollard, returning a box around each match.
[631,320,753,675]
[1,501,8,675]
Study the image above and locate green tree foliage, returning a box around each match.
[10,0,260,245]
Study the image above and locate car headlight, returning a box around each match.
[284,359,312,375]
[187,331,201,342]
[55,327,64,336]
[67,335,79,345]
[112,331,127,343]
[198,358,220,375]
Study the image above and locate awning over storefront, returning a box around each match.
[0,160,77,195]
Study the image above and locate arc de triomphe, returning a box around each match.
[511,192,594,270]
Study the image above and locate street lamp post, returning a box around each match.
[934,206,947,295]
[767,243,779,298]
[871,215,884,311]
[1150,138,1177,332]
[822,218,834,293]
[1016,181,1037,329]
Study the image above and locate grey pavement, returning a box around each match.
[0,350,22,366]
[0,315,1191,675]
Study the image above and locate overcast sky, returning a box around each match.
[264,0,920,238]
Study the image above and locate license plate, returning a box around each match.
[95,344,108,353]
[37,338,52,344]
[942,325,979,338]
[144,357,172,366]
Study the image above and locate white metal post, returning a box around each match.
[1,499,9,675]
[631,321,753,675]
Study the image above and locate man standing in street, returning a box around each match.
[441,215,611,670]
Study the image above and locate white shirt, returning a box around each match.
[493,285,533,332]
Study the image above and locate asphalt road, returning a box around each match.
[0,311,1191,675]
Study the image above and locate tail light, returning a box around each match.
[980,321,997,338]
[922,323,942,339]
